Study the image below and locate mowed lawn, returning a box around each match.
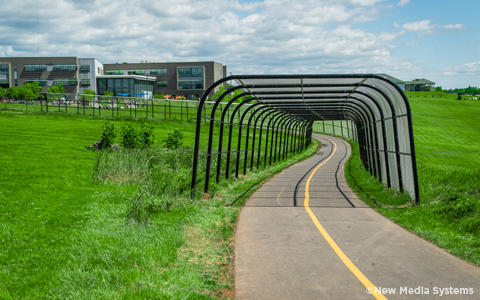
[0,113,202,298]
[345,96,480,265]
[0,111,317,299]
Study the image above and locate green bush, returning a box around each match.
[101,121,116,149]
[139,123,155,148]
[162,128,184,150]
[121,123,139,149]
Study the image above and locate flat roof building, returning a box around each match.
[0,57,227,99]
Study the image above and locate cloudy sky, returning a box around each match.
[0,0,478,89]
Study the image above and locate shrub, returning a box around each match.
[139,123,155,148]
[101,121,116,149]
[162,128,184,150]
[121,123,139,149]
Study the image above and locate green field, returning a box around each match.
[0,111,316,299]
[343,96,480,265]
[1,100,253,125]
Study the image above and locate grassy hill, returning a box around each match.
[0,112,317,299]
[405,90,479,100]
[344,96,480,265]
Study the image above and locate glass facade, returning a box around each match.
[0,64,8,74]
[0,79,8,88]
[106,70,124,75]
[80,65,90,72]
[25,79,47,86]
[149,69,167,75]
[25,64,47,72]
[53,64,77,71]
[178,67,204,90]
[157,81,167,87]
[97,78,153,96]
[128,69,146,75]
[53,79,77,86]
[80,79,91,86]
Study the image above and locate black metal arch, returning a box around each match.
[191,74,420,202]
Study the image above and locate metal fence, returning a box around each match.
[191,75,420,202]
[312,120,357,140]
[1,93,253,124]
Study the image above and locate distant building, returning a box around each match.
[404,78,435,91]
[0,57,227,99]
[377,73,406,90]
[377,74,435,92]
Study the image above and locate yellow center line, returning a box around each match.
[304,136,387,300]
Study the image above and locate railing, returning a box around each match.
[312,120,358,141]
[1,93,253,124]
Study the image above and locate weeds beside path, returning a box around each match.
[0,111,318,299]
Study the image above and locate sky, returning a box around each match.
[0,0,478,89]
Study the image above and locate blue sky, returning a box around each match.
[0,0,478,89]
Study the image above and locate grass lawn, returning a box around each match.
[0,111,317,299]
[343,97,480,265]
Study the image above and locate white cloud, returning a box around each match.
[0,0,429,78]
[396,20,465,37]
[397,0,410,7]
[443,24,465,30]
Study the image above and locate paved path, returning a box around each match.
[234,134,480,299]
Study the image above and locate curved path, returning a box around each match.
[234,134,480,299]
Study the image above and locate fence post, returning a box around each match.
[186,101,189,120]
[181,101,183,120]
[346,119,350,139]
[169,100,171,119]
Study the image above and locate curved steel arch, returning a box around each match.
[191,74,419,203]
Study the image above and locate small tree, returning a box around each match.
[0,87,5,98]
[48,83,66,94]
[82,89,96,101]
[6,87,18,99]
[47,83,66,101]
[162,128,183,150]
[17,82,43,100]
[101,121,116,149]
[121,123,139,149]
[139,123,155,148]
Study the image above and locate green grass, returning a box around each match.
[1,100,256,126]
[0,111,317,299]
[343,97,480,265]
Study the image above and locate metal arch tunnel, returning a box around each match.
[191,74,420,203]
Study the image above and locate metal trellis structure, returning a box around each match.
[191,74,420,203]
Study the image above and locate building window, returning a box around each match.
[149,69,167,75]
[53,64,77,71]
[178,67,203,77]
[53,79,77,86]
[157,81,167,87]
[0,65,8,75]
[0,79,9,88]
[178,80,204,90]
[25,64,47,72]
[25,79,47,86]
[106,70,124,75]
[80,65,90,73]
[177,67,204,90]
[80,79,91,86]
[128,69,146,75]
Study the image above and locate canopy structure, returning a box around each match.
[191,74,420,202]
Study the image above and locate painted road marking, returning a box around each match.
[304,136,387,300]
